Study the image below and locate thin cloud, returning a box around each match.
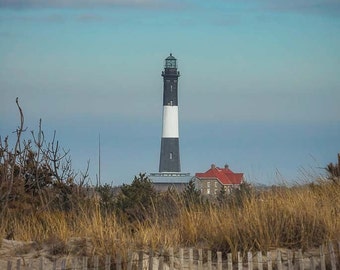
[76,14,103,22]
[250,0,340,16]
[0,0,188,10]
[0,13,67,23]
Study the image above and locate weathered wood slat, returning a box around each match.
[298,249,304,270]
[257,251,263,270]
[16,258,20,270]
[169,247,174,270]
[105,255,111,270]
[127,250,133,270]
[217,251,222,270]
[329,242,336,270]
[227,252,233,270]
[198,249,203,270]
[148,249,154,270]
[248,251,253,270]
[60,258,66,270]
[287,250,293,270]
[310,256,316,270]
[158,249,164,270]
[179,248,184,270]
[189,248,193,270]
[237,252,242,270]
[267,251,272,270]
[116,252,122,270]
[207,250,212,270]
[320,244,326,270]
[138,250,144,270]
[277,250,282,270]
[7,260,12,270]
[82,256,88,270]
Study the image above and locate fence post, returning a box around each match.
[148,249,154,270]
[60,258,67,270]
[127,250,133,270]
[257,251,263,270]
[287,250,293,270]
[198,249,203,270]
[25,259,33,270]
[310,256,316,270]
[52,259,57,270]
[338,241,340,265]
[227,253,233,270]
[277,250,282,270]
[328,242,336,270]
[179,248,184,270]
[158,249,164,270]
[82,257,88,270]
[71,257,78,270]
[207,250,212,270]
[94,256,99,270]
[189,248,193,270]
[169,247,174,270]
[217,251,222,270]
[105,255,111,270]
[138,251,144,270]
[238,252,242,270]
[320,245,326,270]
[15,258,21,270]
[116,252,122,270]
[39,257,44,270]
[267,251,272,270]
[248,251,253,270]
[298,249,304,270]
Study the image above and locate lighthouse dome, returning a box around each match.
[165,53,177,68]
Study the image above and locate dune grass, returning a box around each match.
[1,179,339,257]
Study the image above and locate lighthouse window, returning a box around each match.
[169,152,173,159]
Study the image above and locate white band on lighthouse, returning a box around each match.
[162,106,179,138]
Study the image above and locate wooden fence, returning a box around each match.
[4,241,340,270]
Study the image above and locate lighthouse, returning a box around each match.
[149,54,192,191]
[159,53,181,172]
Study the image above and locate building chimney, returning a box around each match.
[211,164,216,169]
[224,164,229,169]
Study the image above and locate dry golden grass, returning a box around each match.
[1,179,339,256]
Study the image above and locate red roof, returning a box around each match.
[195,164,243,185]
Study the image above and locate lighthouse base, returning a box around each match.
[148,172,192,192]
[159,137,181,172]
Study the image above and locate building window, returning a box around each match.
[207,181,210,188]
[169,152,173,159]
[215,182,218,188]
[207,188,210,195]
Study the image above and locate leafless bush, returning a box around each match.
[0,98,90,215]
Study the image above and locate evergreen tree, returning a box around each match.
[115,173,157,222]
[182,179,201,206]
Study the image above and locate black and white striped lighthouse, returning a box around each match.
[159,53,181,172]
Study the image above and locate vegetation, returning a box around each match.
[1,99,339,259]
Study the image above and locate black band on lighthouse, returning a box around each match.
[159,138,181,172]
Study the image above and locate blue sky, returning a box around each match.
[1,0,340,186]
